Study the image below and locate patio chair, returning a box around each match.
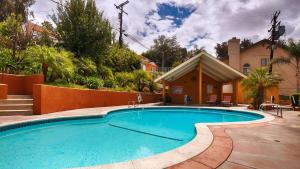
[221,95,232,106]
[259,96,279,111]
[206,94,217,105]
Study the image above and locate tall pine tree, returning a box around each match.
[53,0,112,64]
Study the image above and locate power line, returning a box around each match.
[124,33,150,50]
[114,0,129,48]
[112,27,149,50]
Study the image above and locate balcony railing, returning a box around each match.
[157,67,172,73]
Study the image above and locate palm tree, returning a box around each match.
[22,46,74,82]
[241,68,281,109]
[272,39,300,92]
[286,39,300,92]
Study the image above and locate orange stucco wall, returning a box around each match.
[0,73,44,95]
[167,69,222,104]
[33,85,161,115]
[0,84,8,99]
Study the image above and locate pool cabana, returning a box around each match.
[155,52,246,105]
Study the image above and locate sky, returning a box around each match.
[29,0,300,55]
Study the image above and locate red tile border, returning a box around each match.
[169,121,276,169]
[168,127,233,169]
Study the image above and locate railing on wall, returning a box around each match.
[157,67,172,73]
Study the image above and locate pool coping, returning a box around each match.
[0,106,275,169]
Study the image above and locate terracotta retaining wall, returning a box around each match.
[33,84,161,115]
[0,73,44,95]
[0,84,8,99]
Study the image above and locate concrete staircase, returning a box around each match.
[0,95,33,116]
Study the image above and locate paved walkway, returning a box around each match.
[218,111,300,169]
[0,103,159,125]
[0,106,299,169]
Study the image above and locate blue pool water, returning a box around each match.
[0,107,263,169]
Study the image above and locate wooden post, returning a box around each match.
[162,80,166,103]
[198,62,202,104]
[232,80,239,105]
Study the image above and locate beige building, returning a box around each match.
[223,37,298,97]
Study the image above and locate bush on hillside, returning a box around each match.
[115,72,134,88]
[73,57,97,76]
[133,70,151,92]
[84,77,104,89]
[105,45,142,72]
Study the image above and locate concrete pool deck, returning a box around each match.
[0,104,299,169]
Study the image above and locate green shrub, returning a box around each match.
[149,80,159,92]
[103,77,116,88]
[133,70,151,92]
[0,48,15,73]
[97,65,114,79]
[115,72,134,88]
[21,46,75,82]
[73,74,86,85]
[105,45,142,72]
[47,81,86,89]
[73,57,97,76]
[85,77,104,89]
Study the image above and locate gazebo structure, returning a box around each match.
[155,52,247,105]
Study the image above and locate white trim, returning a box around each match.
[155,51,246,83]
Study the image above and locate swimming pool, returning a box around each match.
[0,107,264,169]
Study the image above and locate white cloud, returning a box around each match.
[30,0,300,55]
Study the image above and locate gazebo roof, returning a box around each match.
[155,52,246,82]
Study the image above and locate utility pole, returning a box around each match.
[115,0,129,48]
[162,51,165,72]
[268,11,285,74]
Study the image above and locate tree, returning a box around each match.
[271,39,300,93]
[35,21,56,47]
[22,46,74,82]
[0,0,35,22]
[216,38,253,60]
[105,44,142,72]
[187,45,206,58]
[240,38,253,50]
[215,42,228,60]
[133,70,151,92]
[73,57,97,76]
[143,35,188,68]
[0,48,16,73]
[0,13,32,58]
[286,39,300,92]
[241,68,281,109]
[115,72,134,88]
[53,0,112,64]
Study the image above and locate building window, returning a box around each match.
[222,84,233,93]
[261,58,269,67]
[243,63,250,75]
